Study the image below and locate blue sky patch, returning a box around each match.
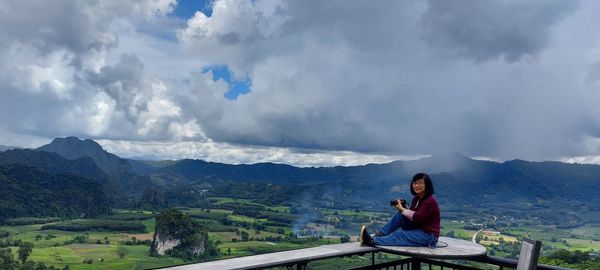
[203,65,252,100]
[172,0,213,19]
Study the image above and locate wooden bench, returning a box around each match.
[161,237,487,270]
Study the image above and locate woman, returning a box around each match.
[359,172,440,247]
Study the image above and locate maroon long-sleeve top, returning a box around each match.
[406,195,441,237]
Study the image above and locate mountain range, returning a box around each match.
[0,148,127,206]
[0,144,20,152]
[0,137,598,227]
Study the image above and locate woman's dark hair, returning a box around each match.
[410,172,434,198]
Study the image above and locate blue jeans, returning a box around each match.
[374,212,438,247]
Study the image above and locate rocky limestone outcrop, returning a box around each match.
[151,232,181,256]
[150,208,207,258]
[151,230,205,256]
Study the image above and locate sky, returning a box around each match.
[1,0,600,167]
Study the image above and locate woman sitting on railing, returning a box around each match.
[359,172,440,248]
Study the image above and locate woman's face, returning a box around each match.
[412,178,426,196]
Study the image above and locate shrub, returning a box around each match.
[41,219,145,232]
[2,217,61,226]
[100,213,155,221]
[116,245,128,259]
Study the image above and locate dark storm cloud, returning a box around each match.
[177,0,598,162]
[420,0,579,62]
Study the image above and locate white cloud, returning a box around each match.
[89,94,115,136]
[2,0,600,166]
[97,139,411,167]
[561,155,600,165]
[0,0,198,143]
[178,0,289,74]
[11,48,75,100]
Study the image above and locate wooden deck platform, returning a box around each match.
[379,237,487,259]
[163,243,377,270]
[161,237,486,270]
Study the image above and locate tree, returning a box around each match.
[475,234,482,243]
[116,245,128,259]
[549,249,589,264]
[20,261,36,270]
[35,262,48,270]
[340,235,351,243]
[52,252,62,262]
[0,248,17,270]
[241,231,249,241]
[18,242,33,264]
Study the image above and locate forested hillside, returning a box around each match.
[0,164,111,219]
[0,149,127,206]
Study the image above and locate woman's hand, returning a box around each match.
[393,200,405,212]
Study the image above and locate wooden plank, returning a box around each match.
[163,243,377,270]
[161,237,486,269]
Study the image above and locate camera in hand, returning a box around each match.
[390,198,407,208]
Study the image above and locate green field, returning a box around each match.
[27,244,184,270]
[441,221,477,240]
[569,226,600,240]
[211,197,290,213]
[228,215,266,223]
[564,238,600,250]
[2,196,599,269]
[320,208,388,217]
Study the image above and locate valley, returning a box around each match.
[1,137,599,269]
[1,196,598,270]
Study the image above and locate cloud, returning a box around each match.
[97,139,411,167]
[420,0,579,62]
[0,0,197,142]
[0,1,114,58]
[2,0,600,165]
[178,0,291,74]
[174,0,599,162]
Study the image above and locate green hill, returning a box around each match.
[0,164,111,220]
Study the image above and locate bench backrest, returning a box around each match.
[516,238,541,270]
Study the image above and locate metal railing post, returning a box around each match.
[411,258,420,270]
[372,251,375,267]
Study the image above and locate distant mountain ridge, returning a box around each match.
[142,151,600,226]
[2,136,599,227]
[37,136,135,181]
[0,149,127,206]
[150,152,506,184]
